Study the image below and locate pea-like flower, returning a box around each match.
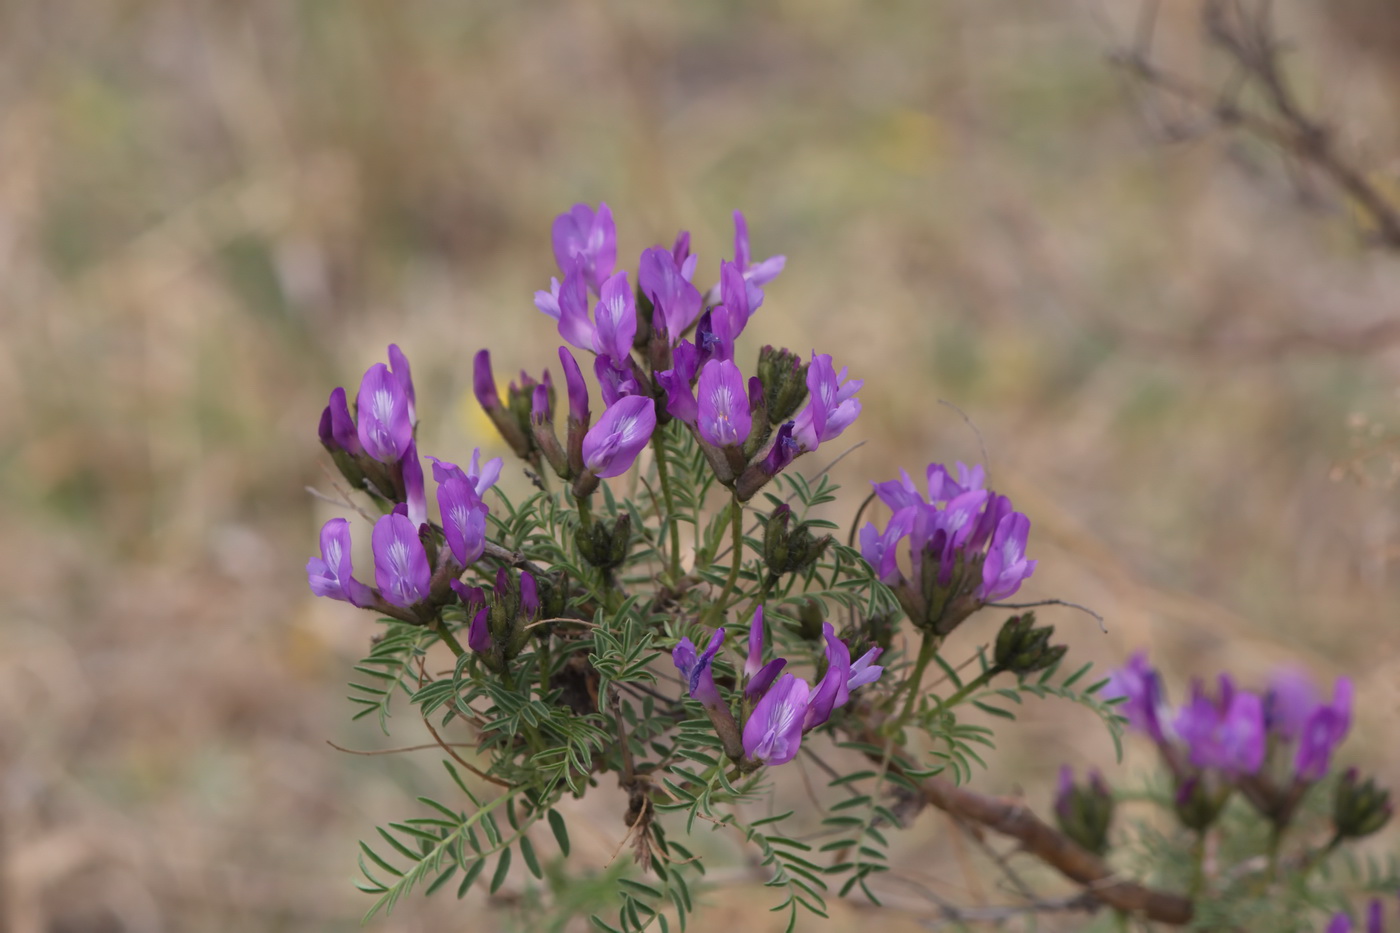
[371,510,431,608]
[581,395,656,479]
[673,628,725,708]
[743,673,810,766]
[550,202,616,294]
[307,518,375,607]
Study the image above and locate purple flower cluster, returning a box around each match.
[1104,653,1355,828]
[672,609,883,768]
[308,346,502,619]
[859,461,1036,635]
[472,201,858,502]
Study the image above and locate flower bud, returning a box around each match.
[474,350,533,461]
[993,613,1068,676]
[1334,769,1392,841]
[1173,775,1230,832]
[575,512,632,571]
[757,345,809,425]
[761,504,831,577]
[793,597,826,642]
[1053,766,1114,856]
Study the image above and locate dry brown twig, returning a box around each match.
[1110,0,1400,250]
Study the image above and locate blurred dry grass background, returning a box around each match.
[5,1,1400,930]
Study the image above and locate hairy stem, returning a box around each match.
[708,495,744,626]
[652,432,682,583]
[939,665,1002,710]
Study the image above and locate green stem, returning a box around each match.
[939,666,1002,710]
[577,494,593,530]
[894,633,940,728]
[708,495,744,626]
[1189,829,1207,899]
[652,433,682,583]
[1265,823,1284,883]
[433,618,466,659]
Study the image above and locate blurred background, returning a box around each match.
[4,1,1400,929]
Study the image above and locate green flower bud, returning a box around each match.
[575,512,632,571]
[756,345,809,425]
[993,613,1067,676]
[1053,766,1114,856]
[1334,769,1392,841]
[762,504,831,577]
[1173,776,1230,832]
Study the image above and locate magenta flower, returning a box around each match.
[1174,676,1266,776]
[322,386,362,455]
[559,346,590,426]
[672,628,725,708]
[745,606,766,679]
[371,511,431,608]
[732,209,786,288]
[743,673,810,765]
[402,441,427,528]
[582,395,656,478]
[979,511,1037,601]
[431,458,489,567]
[1295,678,1353,781]
[473,349,500,411]
[746,658,787,702]
[307,518,375,607]
[356,362,413,464]
[848,646,885,693]
[696,359,752,448]
[551,202,616,293]
[640,245,702,343]
[790,353,862,452]
[1103,652,1172,744]
[657,341,701,424]
[387,343,416,425]
[594,354,641,407]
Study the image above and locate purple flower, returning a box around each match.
[1174,676,1266,776]
[371,511,431,608]
[695,307,741,365]
[387,343,416,424]
[1328,914,1352,933]
[582,395,656,478]
[790,353,862,452]
[1263,667,1319,741]
[593,354,641,407]
[640,245,702,343]
[323,387,362,454]
[1295,678,1353,781]
[1103,653,1171,744]
[657,341,701,424]
[467,607,491,653]
[594,271,638,362]
[1368,900,1383,933]
[673,628,725,707]
[746,658,787,702]
[559,346,590,425]
[402,441,426,528]
[432,459,488,567]
[847,646,884,693]
[696,359,752,448]
[307,518,375,607]
[745,606,766,678]
[732,209,786,288]
[356,363,413,464]
[805,623,851,729]
[760,421,798,475]
[979,511,1037,601]
[743,673,810,765]
[718,259,760,329]
[551,202,616,293]
[473,349,500,411]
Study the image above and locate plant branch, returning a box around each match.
[842,707,1194,925]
